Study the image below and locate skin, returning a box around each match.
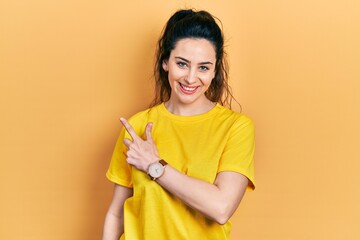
[162,38,216,116]
[102,185,132,240]
[102,38,249,240]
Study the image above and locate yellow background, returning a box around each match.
[1,0,359,239]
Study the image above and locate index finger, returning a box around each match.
[120,117,140,141]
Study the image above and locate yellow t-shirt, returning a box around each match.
[106,103,255,240]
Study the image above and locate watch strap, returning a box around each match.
[159,159,168,167]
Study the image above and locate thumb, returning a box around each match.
[145,122,154,142]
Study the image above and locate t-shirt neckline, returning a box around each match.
[158,102,221,122]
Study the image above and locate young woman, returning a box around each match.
[102,9,255,240]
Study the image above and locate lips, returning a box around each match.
[179,82,199,94]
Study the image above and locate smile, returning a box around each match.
[179,83,199,94]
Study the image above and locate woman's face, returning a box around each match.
[162,38,216,109]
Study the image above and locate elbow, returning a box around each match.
[214,213,231,225]
[212,204,233,225]
[215,217,229,225]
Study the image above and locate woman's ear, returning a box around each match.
[162,60,168,72]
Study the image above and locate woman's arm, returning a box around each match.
[157,166,248,224]
[121,118,250,225]
[102,184,133,240]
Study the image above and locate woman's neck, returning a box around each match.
[164,99,215,116]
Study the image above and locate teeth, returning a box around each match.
[181,83,197,91]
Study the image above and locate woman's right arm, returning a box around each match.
[102,184,133,240]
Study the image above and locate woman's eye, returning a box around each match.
[199,66,209,71]
[176,62,187,68]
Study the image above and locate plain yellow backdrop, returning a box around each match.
[1,0,359,239]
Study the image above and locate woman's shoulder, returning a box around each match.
[217,105,253,126]
[216,106,255,138]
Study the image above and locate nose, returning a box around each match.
[184,69,197,85]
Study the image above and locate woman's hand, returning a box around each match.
[120,118,160,172]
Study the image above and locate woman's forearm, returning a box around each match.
[102,184,132,240]
[156,164,248,225]
[102,209,124,240]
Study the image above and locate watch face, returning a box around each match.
[148,162,164,178]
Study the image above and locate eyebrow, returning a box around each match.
[175,56,214,65]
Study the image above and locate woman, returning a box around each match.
[102,9,255,240]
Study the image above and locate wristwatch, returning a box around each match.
[147,159,168,180]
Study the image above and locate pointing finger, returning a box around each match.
[145,122,154,142]
[120,118,140,141]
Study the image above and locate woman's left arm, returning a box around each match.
[157,165,248,225]
[120,118,249,225]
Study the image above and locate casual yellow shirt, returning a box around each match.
[106,103,255,240]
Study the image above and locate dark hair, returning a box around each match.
[151,9,236,108]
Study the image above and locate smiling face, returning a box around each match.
[162,38,216,114]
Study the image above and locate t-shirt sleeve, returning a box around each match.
[218,115,255,191]
[106,127,133,188]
